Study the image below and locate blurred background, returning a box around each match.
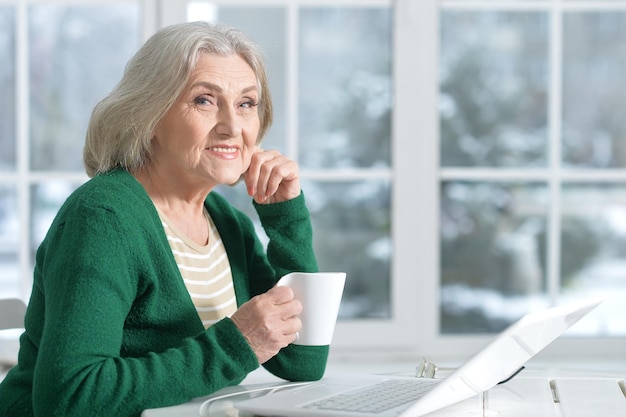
[1,0,625,361]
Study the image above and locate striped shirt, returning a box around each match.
[157,208,237,329]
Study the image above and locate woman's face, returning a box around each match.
[151,53,261,189]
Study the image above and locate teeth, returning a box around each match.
[211,147,237,153]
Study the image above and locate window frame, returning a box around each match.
[164,0,422,353]
[2,0,147,299]
[426,0,626,361]
[3,0,625,364]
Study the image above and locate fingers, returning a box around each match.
[230,287,302,364]
[267,285,301,311]
[244,148,301,204]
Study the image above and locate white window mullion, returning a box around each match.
[392,0,438,353]
[16,1,31,299]
[141,0,159,41]
[158,0,186,28]
[547,2,563,306]
[286,1,299,162]
[303,169,392,181]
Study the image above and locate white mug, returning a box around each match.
[276,272,346,346]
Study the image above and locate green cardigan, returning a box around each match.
[0,169,328,417]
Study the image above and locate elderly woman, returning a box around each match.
[0,21,327,417]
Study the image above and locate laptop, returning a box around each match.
[235,296,603,417]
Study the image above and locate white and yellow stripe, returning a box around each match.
[158,208,237,329]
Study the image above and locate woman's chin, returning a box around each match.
[217,172,245,187]
[226,176,244,186]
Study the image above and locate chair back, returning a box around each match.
[0,298,27,330]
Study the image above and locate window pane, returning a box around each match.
[298,7,392,169]
[29,3,139,171]
[217,179,392,320]
[186,3,288,154]
[0,7,15,172]
[440,11,549,167]
[0,185,19,298]
[561,184,626,335]
[562,12,626,168]
[214,183,266,247]
[303,180,391,319]
[30,181,82,259]
[440,181,548,333]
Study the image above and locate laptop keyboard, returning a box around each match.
[302,378,438,414]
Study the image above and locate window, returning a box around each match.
[426,0,626,357]
[0,0,140,298]
[185,5,395,322]
[3,0,624,361]
[180,1,407,348]
[0,5,17,298]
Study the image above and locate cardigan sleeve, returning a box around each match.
[28,195,259,417]
[252,193,330,381]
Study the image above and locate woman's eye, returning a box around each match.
[194,96,214,106]
[240,100,258,109]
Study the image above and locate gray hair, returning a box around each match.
[83,21,273,177]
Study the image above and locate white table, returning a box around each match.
[142,367,626,416]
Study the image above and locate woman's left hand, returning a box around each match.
[243,147,301,204]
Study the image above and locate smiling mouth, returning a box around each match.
[207,146,240,161]
[208,146,238,153]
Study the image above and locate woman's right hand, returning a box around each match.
[230,285,302,364]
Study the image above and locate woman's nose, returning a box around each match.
[215,106,242,138]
